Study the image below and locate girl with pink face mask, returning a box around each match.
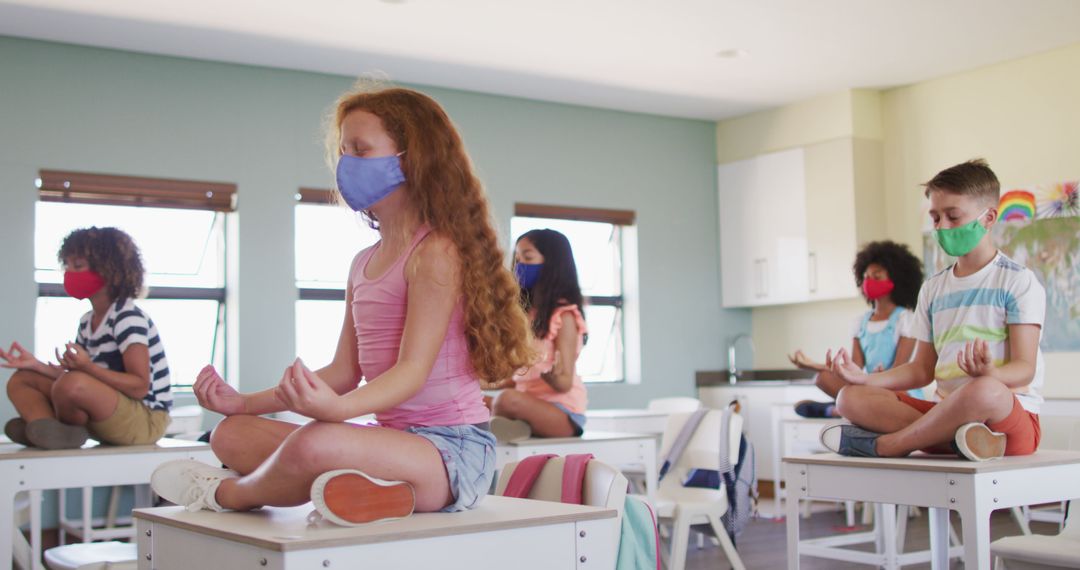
[1,227,173,449]
[788,240,925,417]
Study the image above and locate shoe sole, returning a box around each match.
[311,470,415,526]
[819,423,845,453]
[25,419,88,450]
[491,417,532,444]
[955,423,1006,461]
[4,418,31,446]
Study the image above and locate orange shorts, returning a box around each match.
[895,392,1041,456]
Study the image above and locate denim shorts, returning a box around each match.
[406,423,496,512]
[554,403,587,436]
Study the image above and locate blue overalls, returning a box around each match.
[857,307,924,399]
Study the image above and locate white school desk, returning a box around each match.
[584,409,669,435]
[783,450,1080,570]
[134,495,618,570]
[495,432,657,504]
[0,438,216,570]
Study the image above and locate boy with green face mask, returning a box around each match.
[819,159,1045,462]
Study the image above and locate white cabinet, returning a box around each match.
[718,148,807,307]
[717,139,869,307]
[698,383,822,486]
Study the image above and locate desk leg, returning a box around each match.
[29,490,42,570]
[880,503,897,570]
[785,470,801,570]
[928,508,950,570]
[960,504,991,570]
[0,487,16,570]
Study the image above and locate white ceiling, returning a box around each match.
[3,0,1080,120]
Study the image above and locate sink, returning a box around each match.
[695,368,816,386]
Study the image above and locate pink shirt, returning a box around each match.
[350,226,489,429]
[513,305,588,414]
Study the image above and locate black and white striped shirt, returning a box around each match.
[74,298,173,411]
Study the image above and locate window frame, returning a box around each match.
[512,202,637,384]
[34,170,234,390]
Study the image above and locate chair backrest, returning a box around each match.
[495,457,628,512]
[647,397,702,413]
[656,410,743,500]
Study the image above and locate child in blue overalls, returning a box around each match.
[789,241,925,417]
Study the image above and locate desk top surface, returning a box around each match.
[499,431,654,447]
[0,437,209,460]
[784,449,1080,474]
[134,495,616,552]
[585,408,668,419]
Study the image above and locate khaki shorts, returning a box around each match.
[87,393,170,445]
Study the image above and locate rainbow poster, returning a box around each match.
[999,190,1036,222]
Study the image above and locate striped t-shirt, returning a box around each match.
[908,252,1045,413]
[74,298,173,411]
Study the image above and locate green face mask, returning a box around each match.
[935,209,989,257]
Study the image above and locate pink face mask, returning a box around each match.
[64,270,106,300]
[861,277,894,301]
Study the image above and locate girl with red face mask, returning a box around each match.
[1,227,172,449]
[788,240,925,417]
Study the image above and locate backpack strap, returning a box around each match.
[716,401,736,475]
[560,453,594,505]
[502,454,557,499]
[658,408,709,480]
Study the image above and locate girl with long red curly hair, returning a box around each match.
[151,84,534,526]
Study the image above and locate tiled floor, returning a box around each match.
[681,498,1063,569]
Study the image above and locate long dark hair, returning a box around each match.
[516,229,584,339]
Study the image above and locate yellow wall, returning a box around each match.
[720,42,1080,398]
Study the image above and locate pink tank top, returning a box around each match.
[350,226,489,429]
[512,305,588,414]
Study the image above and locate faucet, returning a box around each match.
[727,333,754,385]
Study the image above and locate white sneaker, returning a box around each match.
[954,423,1006,461]
[151,459,238,512]
[310,469,415,527]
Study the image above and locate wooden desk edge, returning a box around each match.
[0,439,210,460]
[134,505,617,552]
[782,450,1080,474]
[503,432,654,446]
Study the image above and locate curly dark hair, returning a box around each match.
[852,240,923,309]
[516,229,584,339]
[57,227,145,301]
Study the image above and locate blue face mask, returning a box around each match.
[336,152,406,211]
[515,263,542,289]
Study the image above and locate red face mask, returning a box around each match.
[861,277,894,301]
[64,270,106,300]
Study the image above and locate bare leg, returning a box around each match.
[50,371,120,425]
[836,385,923,435]
[872,378,1014,457]
[210,415,300,475]
[214,422,453,512]
[7,370,56,422]
[492,390,577,438]
[814,370,851,400]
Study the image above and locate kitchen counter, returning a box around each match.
[696,369,816,387]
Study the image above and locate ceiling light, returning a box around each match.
[715,48,748,59]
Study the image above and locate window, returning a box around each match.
[511,203,638,383]
[34,170,234,390]
[294,189,380,365]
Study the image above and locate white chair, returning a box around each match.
[649,410,746,570]
[43,541,136,570]
[992,501,1078,569]
[495,457,629,563]
[647,397,702,413]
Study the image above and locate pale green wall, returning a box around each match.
[0,36,750,423]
